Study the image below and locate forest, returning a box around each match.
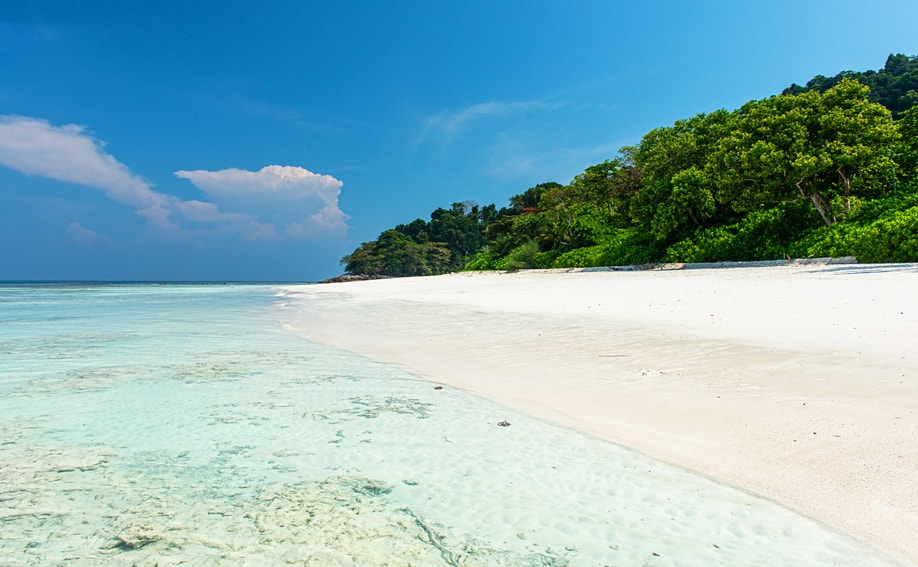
[341,54,918,277]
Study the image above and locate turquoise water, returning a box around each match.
[0,284,906,566]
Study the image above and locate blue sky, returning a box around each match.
[1,1,916,281]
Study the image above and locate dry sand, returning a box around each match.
[279,263,918,563]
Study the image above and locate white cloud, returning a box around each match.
[418,100,565,146]
[0,115,347,241]
[0,115,177,230]
[439,101,517,138]
[170,199,278,240]
[66,222,111,247]
[174,165,348,235]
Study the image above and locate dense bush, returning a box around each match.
[665,202,820,262]
[790,205,918,262]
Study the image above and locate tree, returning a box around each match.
[567,158,640,224]
[428,202,488,268]
[717,79,898,225]
[783,53,918,118]
[507,182,560,213]
[394,218,430,242]
[629,109,733,241]
[896,106,918,185]
[341,241,383,275]
[345,230,454,277]
[344,55,918,277]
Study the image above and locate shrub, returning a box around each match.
[463,250,503,271]
[793,205,918,262]
[666,202,820,262]
[503,239,541,271]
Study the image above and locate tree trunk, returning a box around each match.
[687,207,704,228]
[797,179,836,225]
[837,166,852,213]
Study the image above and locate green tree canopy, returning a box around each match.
[783,52,918,118]
[629,109,734,241]
[341,55,918,277]
[717,79,898,225]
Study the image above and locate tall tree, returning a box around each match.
[783,53,918,118]
[629,109,733,241]
[717,79,898,225]
[895,106,918,185]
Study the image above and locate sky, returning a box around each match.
[1,1,916,281]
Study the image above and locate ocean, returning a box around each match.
[0,283,905,566]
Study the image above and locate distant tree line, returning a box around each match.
[341,54,918,277]
[341,202,498,277]
[784,53,918,118]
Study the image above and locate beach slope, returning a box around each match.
[279,263,918,563]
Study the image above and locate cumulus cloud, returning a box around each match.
[0,115,347,240]
[174,165,348,235]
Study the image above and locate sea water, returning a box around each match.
[0,283,907,566]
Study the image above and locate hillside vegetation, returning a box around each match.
[342,54,918,276]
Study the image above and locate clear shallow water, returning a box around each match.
[0,284,906,566]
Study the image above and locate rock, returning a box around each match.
[110,523,162,550]
[497,421,511,427]
[319,274,390,284]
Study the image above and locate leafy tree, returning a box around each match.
[343,54,918,277]
[505,182,561,213]
[478,203,500,225]
[428,202,488,269]
[567,160,634,221]
[341,200,493,276]
[343,230,454,277]
[629,109,734,242]
[717,79,898,225]
[784,53,918,118]
[341,240,384,275]
[896,107,918,185]
[394,218,430,242]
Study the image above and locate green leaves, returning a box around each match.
[790,204,918,262]
[340,230,455,277]
[342,203,493,276]
[716,79,898,225]
[895,107,918,185]
[784,52,918,118]
[630,110,734,242]
[344,57,918,277]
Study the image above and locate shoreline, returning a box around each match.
[278,263,918,564]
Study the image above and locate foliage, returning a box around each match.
[788,197,918,262]
[629,110,735,242]
[503,239,542,271]
[552,228,661,267]
[341,53,918,277]
[340,230,453,277]
[463,250,504,271]
[664,201,820,262]
[896,107,918,185]
[716,79,898,226]
[783,53,918,118]
[341,202,491,277]
[507,182,561,212]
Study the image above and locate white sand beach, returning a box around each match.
[280,263,918,563]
